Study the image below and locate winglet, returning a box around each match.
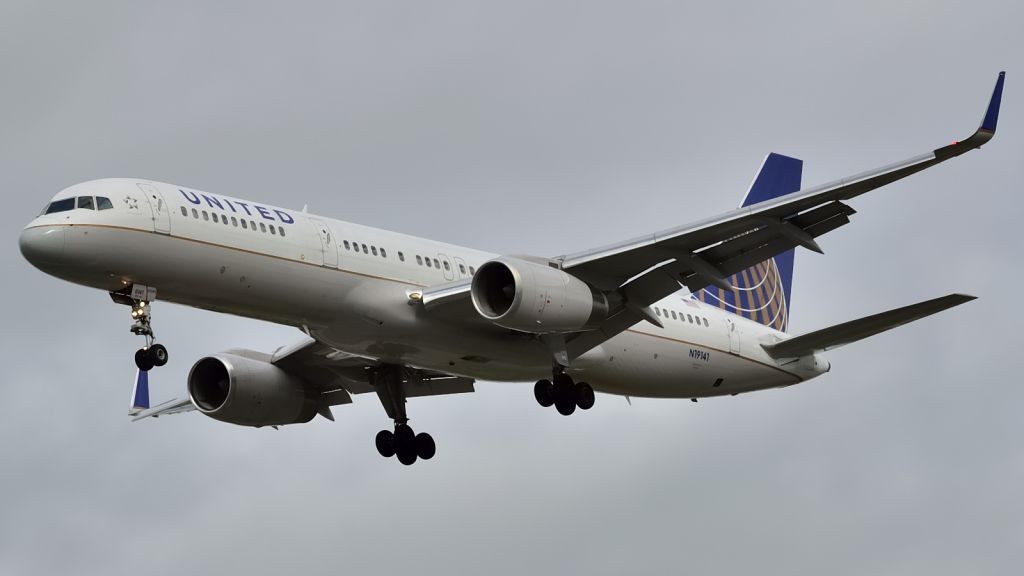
[128,369,150,415]
[980,71,1005,133]
[936,72,1005,158]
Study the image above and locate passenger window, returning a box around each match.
[416,255,422,265]
[398,252,405,262]
[655,308,662,317]
[687,314,693,323]
[469,266,475,275]
[192,208,199,219]
[371,246,378,256]
[250,220,257,230]
[77,196,95,210]
[362,244,368,254]
[703,318,709,327]
[96,197,113,210]
[202,211,209,221]
[222,216,228,226]
[671,311,678,320]
[425,258,432,268]
[270,225,276,235]
[44,198,75,214]
[212,213,219,223]
[443,261,451,271]
[231,217,238,226]
[381,248,387,258]
[433,258,440,268]
[180,206,188,217]
[343,241,350,250]
[459,264,466,274]
[241,219,248,229]
[259,223,267,233]
[278,226,285,237]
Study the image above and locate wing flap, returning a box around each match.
[762,294,976,359]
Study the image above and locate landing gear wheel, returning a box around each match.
[375,429,396,458]
[149,344,169,367]
[394,424,418,465]
[135,348,155,371]
[575,382,595,410]
[553,374,577,416]
[534,379,554,407]
[415,432,436,460]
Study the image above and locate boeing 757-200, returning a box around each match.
[20,73,1004,465]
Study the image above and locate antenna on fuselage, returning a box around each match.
[302,204,308,213]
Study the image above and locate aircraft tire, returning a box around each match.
[575,382,595,410]
[553,374,576,415]
[415,432,436,460]
[149,344,169,367]
[395,424,418,465]
[534,379,554,407]
[375,429,396,458]
[135,348,155,371]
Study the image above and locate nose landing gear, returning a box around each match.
[111,285,169,372]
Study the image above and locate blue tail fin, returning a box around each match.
[129,369,150,415]
[695,153,801,331]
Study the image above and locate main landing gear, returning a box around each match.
[371,365,436,465]
[533,371,594,415]
[111,285,169,372]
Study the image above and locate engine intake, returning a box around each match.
[188,353,318,427]
[471,256,609,333]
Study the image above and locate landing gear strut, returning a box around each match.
[371,365,436,465]
[534,371,594,415]
[111,285,169,372]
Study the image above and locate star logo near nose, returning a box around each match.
[123,195,139,210]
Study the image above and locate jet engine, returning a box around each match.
[470,256,609,333]
[187,352,318,427]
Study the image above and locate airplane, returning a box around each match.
[20,72,1004,465]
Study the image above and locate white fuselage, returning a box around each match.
[20,179,828,398]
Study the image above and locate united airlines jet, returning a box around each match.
[20,73,1004,465]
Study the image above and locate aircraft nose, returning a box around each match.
[19,226,66,267]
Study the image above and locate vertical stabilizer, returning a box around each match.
[695,153,801,331]
[129,369,150,416]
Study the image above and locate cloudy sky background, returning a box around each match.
[2,1,1021,574]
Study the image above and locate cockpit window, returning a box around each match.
[77,196,95,210]
[96,196,113,210]
[43,198,76,214]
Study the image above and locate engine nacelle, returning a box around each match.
[470,256,609,333]
[187,352,317,427]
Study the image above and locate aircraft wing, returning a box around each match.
[132,337,475,422]
[560,73,1004,296]
[131,397,195,421]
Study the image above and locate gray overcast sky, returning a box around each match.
[2,1,1022,574]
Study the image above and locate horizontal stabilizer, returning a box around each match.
[762,294,976,359]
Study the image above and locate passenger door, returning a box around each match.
[310,218,338,268]
[726,317,741,355]
[136,183,170,234]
